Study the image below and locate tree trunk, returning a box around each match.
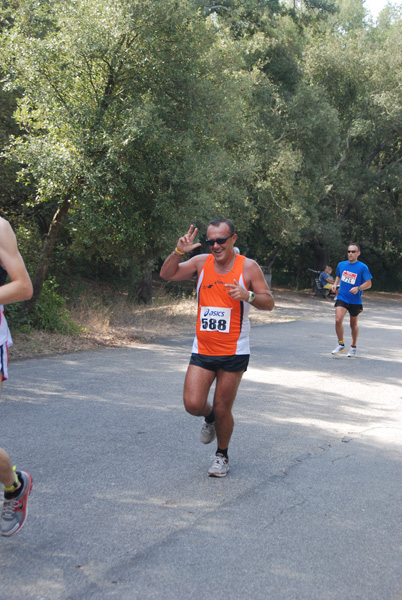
[23,198,71,314]
[309,240,328,271]
[264,245,281,271]
[136,269,153,304]
[296,244,304,290]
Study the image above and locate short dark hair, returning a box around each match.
[207,218,235,236]
[348,242,360,251]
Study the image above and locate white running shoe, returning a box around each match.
[347,347,357,357]
[208,454,229,477]
[331,344,346,355]
[200,420,216,444]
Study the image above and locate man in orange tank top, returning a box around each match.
[160,219,274,477]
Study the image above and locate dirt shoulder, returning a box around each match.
[8,287,401,361]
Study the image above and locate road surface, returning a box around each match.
[0,292,401,599]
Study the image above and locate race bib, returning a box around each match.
[200,307,231,333]
[341,270,357,285]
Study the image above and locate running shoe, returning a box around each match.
[347,347,357,357]
[200,420,216,444]
[208,454,229,477]
[1,471,33,537]
[331,344,346,355]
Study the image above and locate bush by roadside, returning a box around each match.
[8,282,401,361]
[8,278,198,359]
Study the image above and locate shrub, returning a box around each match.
[6,279,81,334]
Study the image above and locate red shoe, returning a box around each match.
[1,471,33,537]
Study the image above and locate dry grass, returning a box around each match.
[9,281,199,360]
[8,279,308,360]
[75,280,197,335]
[9,282,401,361]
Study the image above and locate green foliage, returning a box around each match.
[6,279,81,334]
[164,280,197,299]
[0,0,402,298]
[1,0,259,271]
[29,279,80,333]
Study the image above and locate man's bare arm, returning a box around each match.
[160,224,206,281]
[350,278,372,295]
[0,218,33,305]
[248,261,274,310]
[160,253,207,282]
[226,259,274,311]
[332,276,340,293]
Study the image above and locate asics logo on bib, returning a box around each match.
[203,308,225,317]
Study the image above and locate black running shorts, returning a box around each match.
[335,300,363,317]
[189,353,249,373]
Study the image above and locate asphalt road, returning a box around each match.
[0,292,401,600]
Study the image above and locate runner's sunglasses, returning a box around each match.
[205,235,232,246]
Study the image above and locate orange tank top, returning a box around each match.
[192,254,251,356]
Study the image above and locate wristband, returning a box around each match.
[248,291,255,303]
[174,247,185,256]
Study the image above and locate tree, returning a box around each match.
[302,1,402,287]
[205,1,343,276]
[0,0,258,304]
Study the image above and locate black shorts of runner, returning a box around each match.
[189,353,249,373]
[335,300,363,317]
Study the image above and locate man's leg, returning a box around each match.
[334,305,347,343]
[0,448,18,490]
[213,369,244,450]
[332,306,348,354]
[206,369,244,477]
[0,377,33,537]
[183,364,216,417]
[350,314,359,346]
[0,380,15,489]
[184,365,244,477]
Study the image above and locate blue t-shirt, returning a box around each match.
[336,260,372,304]
[319,271,331,287]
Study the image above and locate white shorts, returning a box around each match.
[0,341,10,381]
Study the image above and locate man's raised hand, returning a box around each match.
[177,224,201,254]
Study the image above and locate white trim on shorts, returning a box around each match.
[0,341,10,381]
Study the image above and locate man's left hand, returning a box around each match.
[225,279,247,301]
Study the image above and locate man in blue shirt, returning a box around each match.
[331,243,372,357]
[319,265,335,294]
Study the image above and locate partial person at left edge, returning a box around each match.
[0,217,34,537]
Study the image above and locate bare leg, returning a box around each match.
[183,365,216,417]
[0,448,17,489]
[0,377,19,490]
[184,365,244,450]
[350,315,360,346]
[213,369,244,450]
[335,306,347,342]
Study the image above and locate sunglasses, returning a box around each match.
[348,250,358,253]
[205,235,232,247]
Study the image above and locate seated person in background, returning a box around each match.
[319,265,335,294]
